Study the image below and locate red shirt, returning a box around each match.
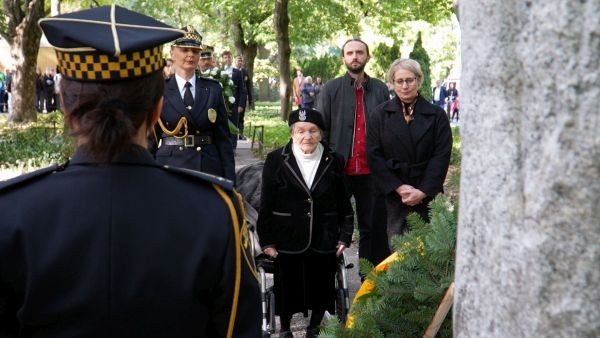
[345,86,370,175]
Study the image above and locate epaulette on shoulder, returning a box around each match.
[0,162,68,193]
[162,165,233,191]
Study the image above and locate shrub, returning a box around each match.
[410,32,433,102]
[0,112,74,170]
[371,41,402,80]
[321,195,457,338]
[299,54,344,83]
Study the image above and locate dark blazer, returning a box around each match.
[231,68,247,110]
[316,72,390,162]
[155,76,235,181]
[367,95,452,197]
[0,145,260,337]
[257,141,354,254]
[239,67,252,106]
[432,85,447,105]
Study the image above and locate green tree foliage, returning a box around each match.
[299,54,343,83]
[352,0,454,37]
[371,41,402,80]
[409,32,433,102]
[321,195,457,338]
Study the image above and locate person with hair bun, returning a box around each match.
[0,6,260,337]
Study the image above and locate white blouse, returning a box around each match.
[292,142,323,189]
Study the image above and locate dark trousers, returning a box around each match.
[347,175,390,266]
[44,91,55,112]
[238,109,246,137]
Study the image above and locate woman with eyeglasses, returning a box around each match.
[257,108,354,338]
[367,58,453,247]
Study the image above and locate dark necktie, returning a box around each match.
[184,81,194,110]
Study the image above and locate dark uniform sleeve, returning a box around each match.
[0,243,19,337]
[213,84,236,181]
[208,186,261,338]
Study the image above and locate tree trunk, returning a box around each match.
[452,0,460,22]
[257,45,271,102]
[455,1,599,337]
[4,0,45,124]
[244,42,258,109]
[231,21,258,109]
[273,0,291,121]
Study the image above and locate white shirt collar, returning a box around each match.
[175,73,196,98]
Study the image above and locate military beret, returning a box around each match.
[200,45,214,59]
[288,108,325,130]
[172,25,203,49]
[38,5,184,82]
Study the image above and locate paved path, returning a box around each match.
[234,139,362,337]
[235,138,262,170]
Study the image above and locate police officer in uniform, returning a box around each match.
[0,6,260,337]
[153,27,235,181]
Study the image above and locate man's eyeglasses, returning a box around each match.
[394,78,417,86]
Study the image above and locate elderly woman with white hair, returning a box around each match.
[257,108,354,338]
[367,58,453,247]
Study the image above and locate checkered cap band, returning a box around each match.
[56,46,162,81]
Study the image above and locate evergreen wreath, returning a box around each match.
[322,195,457,338]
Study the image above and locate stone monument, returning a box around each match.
[454,0,599,337]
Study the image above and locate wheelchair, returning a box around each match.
[240,191,353,337]
[255,252,354,337]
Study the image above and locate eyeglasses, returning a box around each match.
[394,78,417,86]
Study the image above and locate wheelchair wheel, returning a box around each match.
[335,287,348,323]
[267,290,276,334]
[334,257,350,323]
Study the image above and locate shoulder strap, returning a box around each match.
[212,185,258,338]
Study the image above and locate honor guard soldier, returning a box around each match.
[153,26,235,181]
[0,6,260,337]
[198,45,215,73]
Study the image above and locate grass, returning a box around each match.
[0,112,74,178]
[242,102,290,156]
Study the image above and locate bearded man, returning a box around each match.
[316,39,391,271]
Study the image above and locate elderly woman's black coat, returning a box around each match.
[367,95,452,236]
[257,141,354,254]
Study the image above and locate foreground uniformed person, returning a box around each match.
[153,26,235,181]
[0,6,260,337]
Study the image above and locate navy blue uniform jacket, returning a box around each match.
[155,76,235,181]
[0,145,260,337]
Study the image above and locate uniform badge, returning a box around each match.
[208,108,217,123]
[299,109,307,121]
